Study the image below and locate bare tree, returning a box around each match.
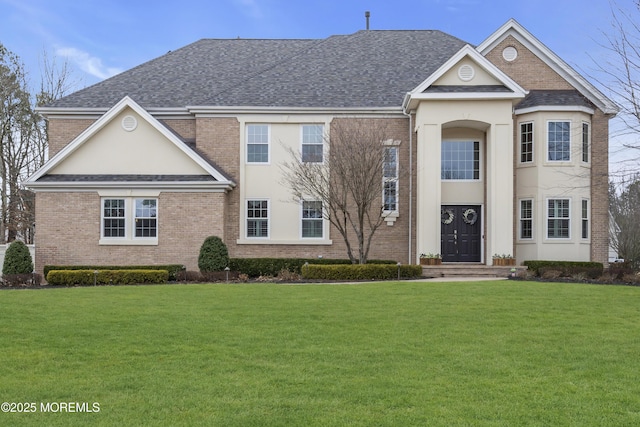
[281,118,397,264]
[0,44,77,243]
[609,176,640,268]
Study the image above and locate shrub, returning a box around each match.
[43,264,185,281]
[301,264,423,281]
[198,236,229,272]
[3,240,33,275]
[524,260,603,279]
[229,258,397,277]
[46,269,169,286]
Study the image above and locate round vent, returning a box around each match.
[458,64,475,82]
[502,46,518,62]
[121,115,138,132]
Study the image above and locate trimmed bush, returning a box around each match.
[43,264,184,281]
[229,258,398,278]
[524,260,603,279]
[3,240,33,275]
[301,264,423,281]
[198,236,229,272]
[46,269,169,286]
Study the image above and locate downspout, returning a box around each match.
[402,93,414,265]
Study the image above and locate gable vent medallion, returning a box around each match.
[502,46,518,62]
[458,64,475,82]
[121,115,138,132]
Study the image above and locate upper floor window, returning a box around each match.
[582,122,590,163]
[520,122,533,163]
[441,141,480,180]
[383,146,399,211]
[247,124,269,163]
[520,199,533,240]
[301,125,324,163]
[547,198,570,239]
[302,201,323,238]
[548,121,570,162]
[102,198,157,243]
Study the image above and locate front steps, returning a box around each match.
[422,263,528,278]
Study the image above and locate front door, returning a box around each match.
[440,205,481,263]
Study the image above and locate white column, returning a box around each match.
[416,123,442,262]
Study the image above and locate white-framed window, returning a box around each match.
[520,122,533,163]
[582,122,590,163]
[101,198,157,242]
[301,124,324,163]
[246,199,269,238]
[519,199,533,240]
[582,199,589,239]
[547,121,571,162]
[441,140,480,180]
[383,146,399,212]
[301,200,323,238]
[246,124,269,163]
[547,198,570,239]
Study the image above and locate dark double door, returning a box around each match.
[440,205,481,263]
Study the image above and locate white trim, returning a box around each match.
[518,198,534,241]
[99,197,159,245]
[581,198,590,240]
[245,199,270,239]
[477,18,619,115]
[300,200,325,240]
[300,124,325,164]
[26,181,232,192]
[26,96,235,189]
[440,139,482,182]
[582,121,591,164]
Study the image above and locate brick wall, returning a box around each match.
[591,110,610,264]
[47,119,95,157]
[34,191,226,274]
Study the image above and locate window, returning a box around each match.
[103,199,126,237]
[302,201,323,238]
[102,198,157,241]
[302,124,324,163]
[520,199,533,239]
[547,199,570,238]
[441,141,479,180]
[383,147,399,211]
[582,122,590,163]
[135,199,157,237]
[582,199,589,239]
[247,124,269,163]
[548,121,571,161]
[520,122,533,163]
[247,200,269,238]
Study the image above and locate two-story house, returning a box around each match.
[26,19,618,274]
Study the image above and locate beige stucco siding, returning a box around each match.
[50,108,209,176]
[434,57,503,86]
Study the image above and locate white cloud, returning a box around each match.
[55,46,122,80]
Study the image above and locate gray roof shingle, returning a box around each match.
[516,90,595,110]
[49,30,469,110]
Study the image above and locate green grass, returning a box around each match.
[1,281,640,426]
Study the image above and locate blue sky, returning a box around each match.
[0,0,637,173]
[0,0,626,87]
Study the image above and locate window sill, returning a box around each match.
[99,239,158,246]
[382,211,399,225]
[237,239,333,245]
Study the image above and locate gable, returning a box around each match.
[27,97,235,190]
[431,57,503,87]
[49,108,208,175]
[477,19,618,115]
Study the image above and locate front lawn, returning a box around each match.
[1,281,640,426]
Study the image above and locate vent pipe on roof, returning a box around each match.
[365,11,370,30]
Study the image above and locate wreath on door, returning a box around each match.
[463,208,478,225]
[441,208,454,225]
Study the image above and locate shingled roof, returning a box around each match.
[48,30,469,110]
